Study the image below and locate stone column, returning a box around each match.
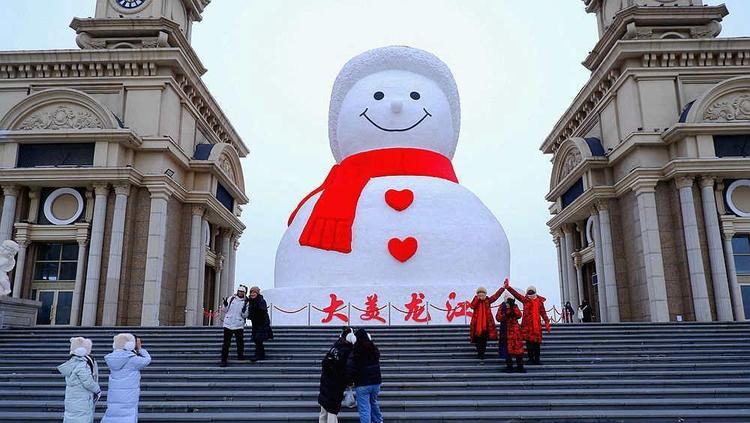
[699,177,733,321]
[596,200,620,322]
[0,185,19,241]
[553,232,566,306]
[721,224,745,321]
[69,239,88,326]
[562,224,580,312]
[81,184,109,326]
[634,181,670,322]
[185,205,205,326]
[675,176,712,322]
[229,237,239,297]
[101,184,130,326]
[574,253,584,305]
[219,230,231,299]
[140,188,171,326]
[590,209,608,322]
[195,218,209,326]
[212,255,223,326]
[11,238,29,298]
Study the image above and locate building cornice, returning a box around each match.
[662,122,750,144]
[541,37,750,154]
[583,5,728,72]
[0,48,248,156]
[0,129,143,148]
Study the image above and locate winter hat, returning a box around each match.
[526,285,537,294]
[476,286,487,294]
[69,337,92,357]
[249,286,261,295]
[237,285,248,294]
[345,328,357,345]
[113,333,136,351]
[503,292,513,302]
[328,45,461,162]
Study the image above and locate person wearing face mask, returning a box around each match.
[504,279,551,365]
[220,285,250,367]
[496,293,525,373]
[469,281,505,360]
[247,286,272,362]
[58,337,100,423]
[318,327,356,423]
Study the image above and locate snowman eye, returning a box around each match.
[410,91,421,100]
[373,91,384,100]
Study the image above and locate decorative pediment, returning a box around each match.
[206,142,245,193]
[703,92,750,122]
[0,88,119,131]
[18,104,104,130]
[560,148,583,178]
[684,76,750,124]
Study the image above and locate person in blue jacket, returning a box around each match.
[102,333,151,423]
[58,337,101,423]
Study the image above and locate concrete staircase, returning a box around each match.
[0,322,749,422]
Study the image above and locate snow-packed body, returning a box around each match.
[275,175,509,288]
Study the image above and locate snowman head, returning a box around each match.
[329,46,460,162]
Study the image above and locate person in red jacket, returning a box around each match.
[469,283,504,360]
[505,279,551,365]
[496,293,525,373]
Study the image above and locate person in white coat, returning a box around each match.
[57,337,101,423]
[220,284,250,367]
[102,333,151,423]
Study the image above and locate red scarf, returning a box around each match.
[288,147,458,253]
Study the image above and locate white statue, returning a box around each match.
[0,240,20,296]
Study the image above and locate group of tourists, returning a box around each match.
[58,280,553,422]
[562,299,594,323]
[220,284,272,366]
[469,279,551,373]
[58,333,151,423]
[318,327,383,423]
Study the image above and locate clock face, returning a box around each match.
[116,0,146,9]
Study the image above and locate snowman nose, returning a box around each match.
[390,99,403,114]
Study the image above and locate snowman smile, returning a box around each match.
[359,108,432,132]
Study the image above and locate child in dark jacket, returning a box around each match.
[346,328,383,423]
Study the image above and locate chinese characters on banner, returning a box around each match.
[319,291,473,324]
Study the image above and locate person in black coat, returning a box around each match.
[580,300,593,323]
[318,327,355,423]
[247,286,272,362]
[346,328,383,423]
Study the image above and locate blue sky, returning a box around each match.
[2,1,749,306]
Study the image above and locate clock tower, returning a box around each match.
[71,0,209,73]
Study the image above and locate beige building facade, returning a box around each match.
[0,0,248,326]
[544,0,750,322]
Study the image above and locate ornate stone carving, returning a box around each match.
[218,154,235,182]
[560,148,582,179]
[704,92,750,122]
[0,240,19,297]
[18,104,104,130]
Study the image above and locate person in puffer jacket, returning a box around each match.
[57,337,101,423]
[346,328,383,423]
[102,333,151,423]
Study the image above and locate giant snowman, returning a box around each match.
[266,46,510,325]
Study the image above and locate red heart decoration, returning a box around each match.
[385,189,414,211]
[388,237,418,263]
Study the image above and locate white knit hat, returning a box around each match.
[237,285,248,294]
[503,292,513,301]
[526,285,537,293]
[328,46,461,162]
[113,333,136,351]
[69,337,92,357]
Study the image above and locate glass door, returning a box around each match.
[30,242,79,326]
[34,289,74,325]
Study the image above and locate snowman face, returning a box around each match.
[335,69,456,161]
